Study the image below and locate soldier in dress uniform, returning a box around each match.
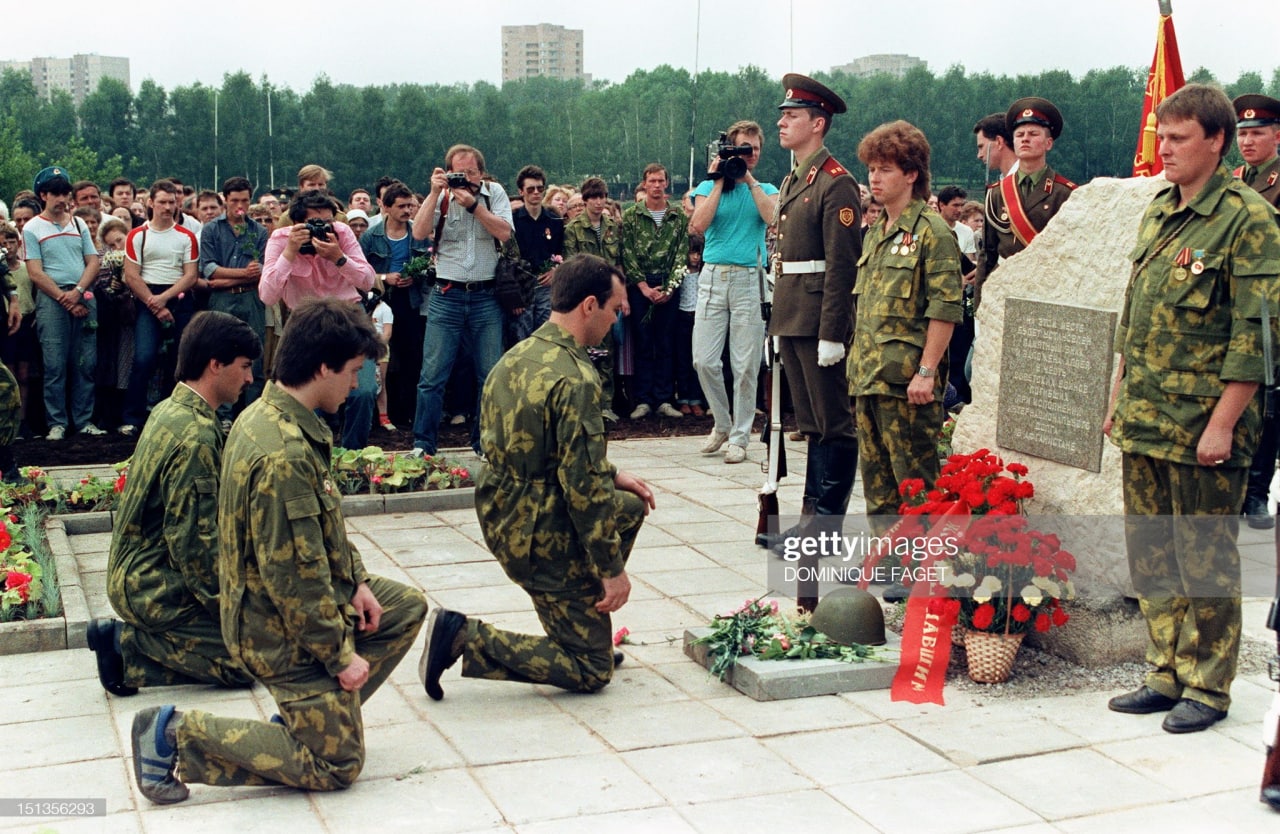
[420,254,656,700]
[1105,84,1280,734]
[977,97,1075,308]
[769,73,862,542]
[1232,94,1280,529]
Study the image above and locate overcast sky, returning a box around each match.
[5,1,1276,93]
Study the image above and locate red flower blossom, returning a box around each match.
[971,603,995,630]
[1052,607,1069,627]
[1034,612,1051,632]
[0,527,11,552]
[1011,603,1031,623]
[1006,462,1028,476]
[113,473,127,493]
[5,570,31,602]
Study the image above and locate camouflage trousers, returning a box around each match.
[120,613,253,689]
[855,394,945,518]
[0,360,18,446]
[463,490,645,693]
[174,575,426,791]
[1121,453,1244,711]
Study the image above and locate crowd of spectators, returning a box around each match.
[0,154,984,459]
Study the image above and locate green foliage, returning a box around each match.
[0,63,1277,202]
[329,446,474,496]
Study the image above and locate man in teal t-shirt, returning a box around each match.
[688,120,779,464]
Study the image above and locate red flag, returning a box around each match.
[1132,9,1185,177]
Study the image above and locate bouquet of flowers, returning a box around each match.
[897,449,1075,636]
[694,596,888,680]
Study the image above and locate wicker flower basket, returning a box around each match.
[951,623,967,646]
[963,630,1024,683]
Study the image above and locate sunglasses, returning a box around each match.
[523,185,546,193]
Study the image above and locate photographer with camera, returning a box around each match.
[689,120,779,464]
[409,144,513,457]
[260,189,378,449]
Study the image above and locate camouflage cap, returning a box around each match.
[1007,97,1063,139]
[778,73,847,115]
[1233,94,1280,128]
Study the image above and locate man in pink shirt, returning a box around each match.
[260,190,377,448]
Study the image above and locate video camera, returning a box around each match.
[298,218,334,255]
[707,132,754,190]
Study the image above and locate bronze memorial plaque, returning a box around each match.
[996,298,1117,472]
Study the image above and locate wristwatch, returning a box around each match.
[335,255,348,267]
[916,365,936,378]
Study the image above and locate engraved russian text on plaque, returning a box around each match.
[996,298,1117,472]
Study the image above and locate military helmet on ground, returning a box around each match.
[810,587,886,646]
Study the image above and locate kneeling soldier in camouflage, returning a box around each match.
[421,254,655,699]
[90,311,262,696]
[130,297,427,804]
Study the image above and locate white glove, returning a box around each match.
[817,339,846,367]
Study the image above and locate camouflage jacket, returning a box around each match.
[849,198,964,398]
[108,384,223,628]
[476,321,622,593]
[563,213,622,267]
[218,381,370,696]
[1111,164,1280,466]
[621,200,688,288]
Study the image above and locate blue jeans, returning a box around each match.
[512,284,552,343]
[124,292,196,428]
[34,291,97,430]
[340,358,378,450]
[413,284,504,454]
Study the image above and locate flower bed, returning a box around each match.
[2,448,474,517]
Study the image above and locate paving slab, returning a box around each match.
[10,437,1279,830]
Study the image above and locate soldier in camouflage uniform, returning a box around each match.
[1231,94,1280,528]
[849,121,963,523]
[1105,85,1280,734]
[564,177,624,420]
[90,312,261,697]
[420,254,655,700]
[621,164,688,419]
[129,298,426,804]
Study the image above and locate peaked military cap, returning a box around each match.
[778,73,847,115]
[1006,97,1063,139]
[1233,94,1280,128]
[33,166,71,193]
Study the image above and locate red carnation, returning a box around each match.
[5,570,31,602]
[1052,607,1069,627]
[971,603,995,630]
[1011,603,1031,623]
[0,527,11,552]
[1006,462,1028,476]
[1034,612,1051,632]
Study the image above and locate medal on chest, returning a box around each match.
[889,231,915,257]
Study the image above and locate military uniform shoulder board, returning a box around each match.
[1053,173,1077,190]
[822,157,849,177]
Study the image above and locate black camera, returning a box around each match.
[446,172,471,189]
[299,218,334,255]
[707,132,754,189]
